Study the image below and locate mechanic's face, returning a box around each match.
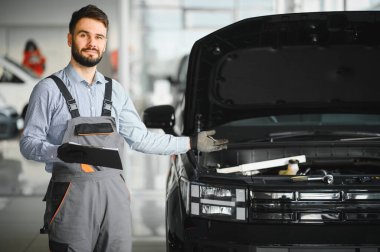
[68,18,107,67]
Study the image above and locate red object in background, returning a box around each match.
[22,40,46,77]
[110,49,118,73]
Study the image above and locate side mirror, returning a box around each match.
[143,105,175,135]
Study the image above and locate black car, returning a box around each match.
[143,11,380,251]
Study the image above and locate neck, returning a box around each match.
[70,58,97,84]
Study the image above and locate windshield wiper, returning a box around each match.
[236,130,380,143]
[269,130,380,142]
[268,130,318,141]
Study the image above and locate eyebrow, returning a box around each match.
[77,30,106,38]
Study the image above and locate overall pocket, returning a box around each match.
[74,122,117,148]
[48,182,72,225]
[48,181,91,243]
[75,123,113,136]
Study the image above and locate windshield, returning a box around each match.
[215,113,380,144]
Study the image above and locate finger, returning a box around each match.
[205,130,216,136]
[214,139,229,145]
[213,144,228,151]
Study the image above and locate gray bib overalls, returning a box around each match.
[42,75,132,252]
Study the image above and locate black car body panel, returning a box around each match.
[144,11,380,251]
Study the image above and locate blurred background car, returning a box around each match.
[0,56,40,119]
[0,94,23,140]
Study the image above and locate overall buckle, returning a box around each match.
[103,99,112,111]
[66,99,78,112]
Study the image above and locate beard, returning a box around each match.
[71,40,103,67]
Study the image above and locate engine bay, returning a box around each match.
[200,146,380,183]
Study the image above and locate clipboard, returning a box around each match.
[58,142,123,169]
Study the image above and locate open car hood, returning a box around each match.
[184,11,380,133]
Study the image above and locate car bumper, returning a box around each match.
[170,218,380,252]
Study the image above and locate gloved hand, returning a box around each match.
[57,143,86,163]
[191,130,228,152]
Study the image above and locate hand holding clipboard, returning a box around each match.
[57,142,122,169]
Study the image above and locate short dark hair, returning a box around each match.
[69,5,109,34]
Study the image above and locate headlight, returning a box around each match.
[189,183,247,222]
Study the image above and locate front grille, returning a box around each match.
[250,189,380,223]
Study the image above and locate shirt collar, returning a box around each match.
[64,63,106,86]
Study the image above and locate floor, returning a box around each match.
[0,137,168,252]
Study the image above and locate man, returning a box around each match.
[19,4,227,252]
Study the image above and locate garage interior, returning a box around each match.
[1,0,380,251]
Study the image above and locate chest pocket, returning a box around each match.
[75,123,114,136]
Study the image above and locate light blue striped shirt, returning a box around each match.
[20,64,190,172]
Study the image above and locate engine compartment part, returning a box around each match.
[216,155,306,175]
[202,146,380,179]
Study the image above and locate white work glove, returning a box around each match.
[190,130,228,152]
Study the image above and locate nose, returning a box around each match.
[88,38,95,48]
[87,35,97,48]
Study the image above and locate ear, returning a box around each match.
[67,33,72,47]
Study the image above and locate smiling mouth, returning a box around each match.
[82,49,99,56]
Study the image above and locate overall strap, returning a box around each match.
[49,75,80,118]
[102,77,113,116]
